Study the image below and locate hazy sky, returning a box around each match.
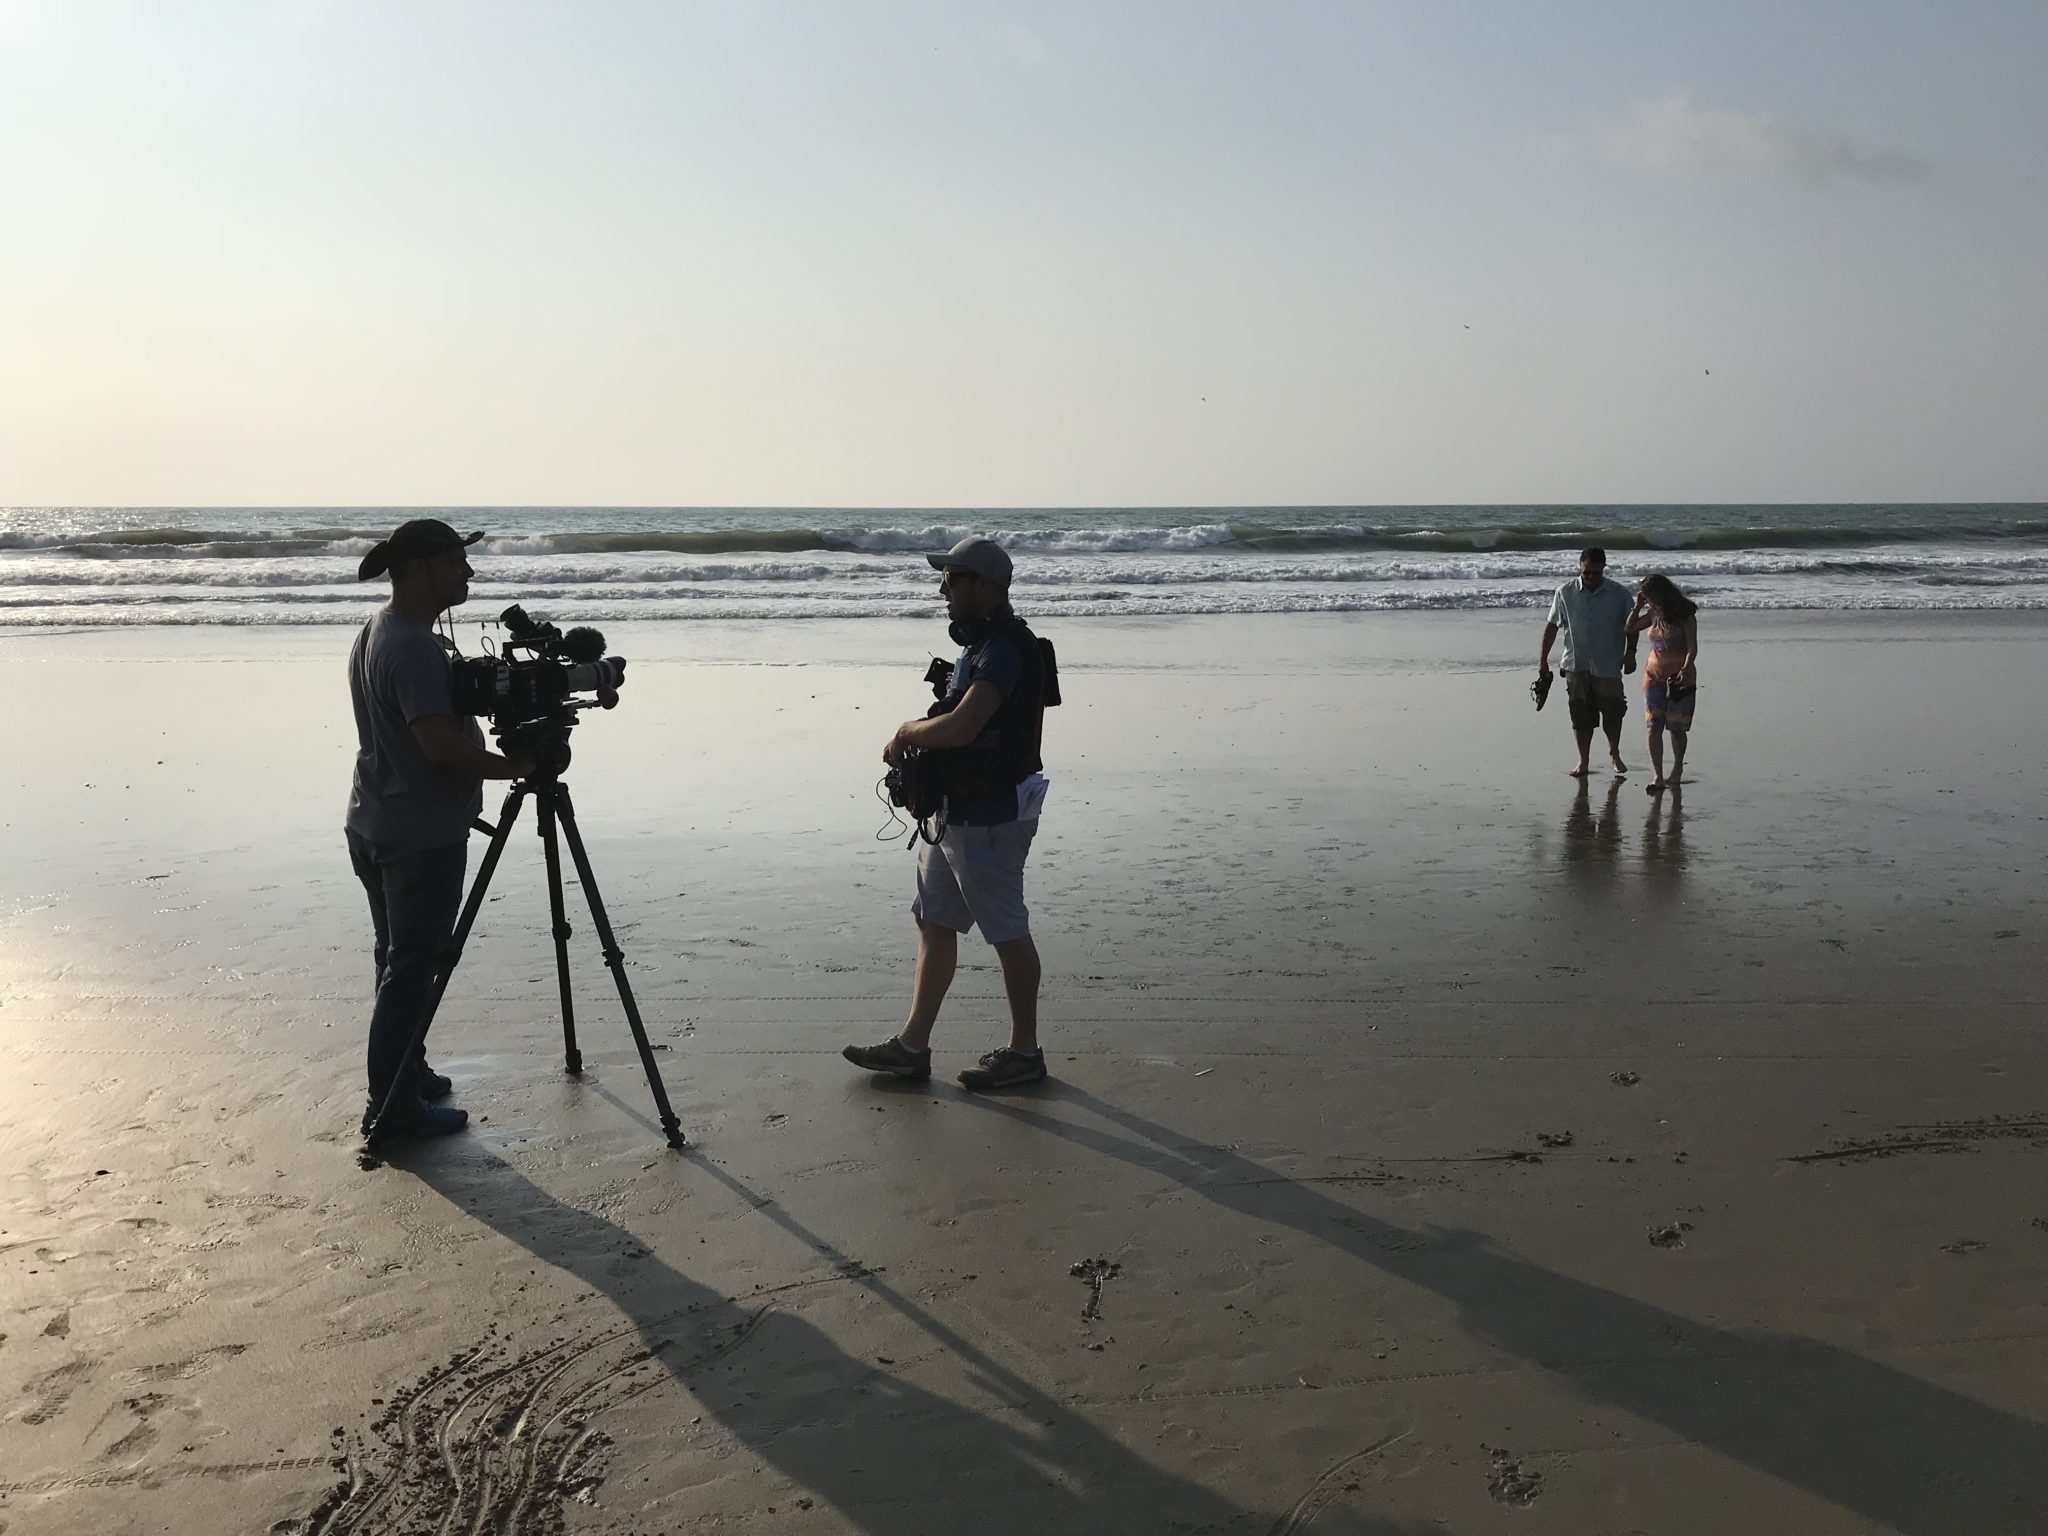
[2,1,2043,506]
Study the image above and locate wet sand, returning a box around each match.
[3,610,2045,1535]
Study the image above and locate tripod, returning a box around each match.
[363,767,687,1150]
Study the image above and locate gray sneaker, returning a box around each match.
[958,1047,1047,1091]
[842,1037,932,1081]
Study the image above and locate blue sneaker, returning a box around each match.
[413,1061,454,1100]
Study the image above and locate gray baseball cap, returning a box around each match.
[926,535,1012,586]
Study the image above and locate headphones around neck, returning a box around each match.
[948,604,1016,648]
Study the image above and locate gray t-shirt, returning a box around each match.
[344,607,483,850]
[1547,577,1633,679]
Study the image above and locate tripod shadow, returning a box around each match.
[376,1135,1427,1536]
[956,1086,2048,1536]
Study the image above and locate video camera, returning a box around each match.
[450,605,627,772]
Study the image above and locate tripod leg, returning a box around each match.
[552,784,687,1149]
[534,786,582,1076]
[363,783,529,1146]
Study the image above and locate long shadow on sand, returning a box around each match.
[959,1086,2048,1536]
[352,1136,1423,1536]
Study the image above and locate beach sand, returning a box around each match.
[2,610,2045,1535]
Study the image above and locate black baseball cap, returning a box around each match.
[357,519,485,581]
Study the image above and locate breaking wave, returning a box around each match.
[4,504,2044,625]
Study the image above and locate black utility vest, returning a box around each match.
[934,610,1046,802]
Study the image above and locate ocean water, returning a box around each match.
[2,505,2044,627]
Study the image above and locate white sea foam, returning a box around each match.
[5,543,2044,591]
[4,507,2046,626]
[2,578,2043,627]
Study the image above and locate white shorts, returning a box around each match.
[913,819,1038,944]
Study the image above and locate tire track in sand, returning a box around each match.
[299,1309,772,1536]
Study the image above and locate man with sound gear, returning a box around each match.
[846,536,1055,1091]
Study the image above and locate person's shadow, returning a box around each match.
[956,1086,2048,1536]
[330,1135,1429,1536]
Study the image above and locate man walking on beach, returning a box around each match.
[345,520,531,1138]
[1538,546,1636,778]
[845,536,1053,1091]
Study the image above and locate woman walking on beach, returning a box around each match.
[1628,575,1699,794]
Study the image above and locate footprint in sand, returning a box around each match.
[19,1358,96,1425]
[1485,1445,1543,1505]
[102,1393,173,1459]
[130,1343,250,1382]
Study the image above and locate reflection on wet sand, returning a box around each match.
[1561,777,1625,879]
[1641,783,1687,901]
[1539,778,1689,904]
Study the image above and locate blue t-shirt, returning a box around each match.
[944,630,1024,825]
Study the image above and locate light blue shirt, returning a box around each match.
[1547,578,1633,679]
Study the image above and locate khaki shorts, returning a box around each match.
[914,819,1037,944]
[1565,671,1626,733]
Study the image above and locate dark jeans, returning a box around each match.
[347,830,467,1105]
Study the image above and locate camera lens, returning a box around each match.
[563,658,626,694]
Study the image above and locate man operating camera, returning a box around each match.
[846,536,1054,1091]
[345,519,532,1138]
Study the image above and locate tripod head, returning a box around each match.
[496,715,577,780]
[490,681,623,780]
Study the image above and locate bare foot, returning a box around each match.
[1568,764,1590,778]
[1646,779,1665,794]
[1610,757,1629,776]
